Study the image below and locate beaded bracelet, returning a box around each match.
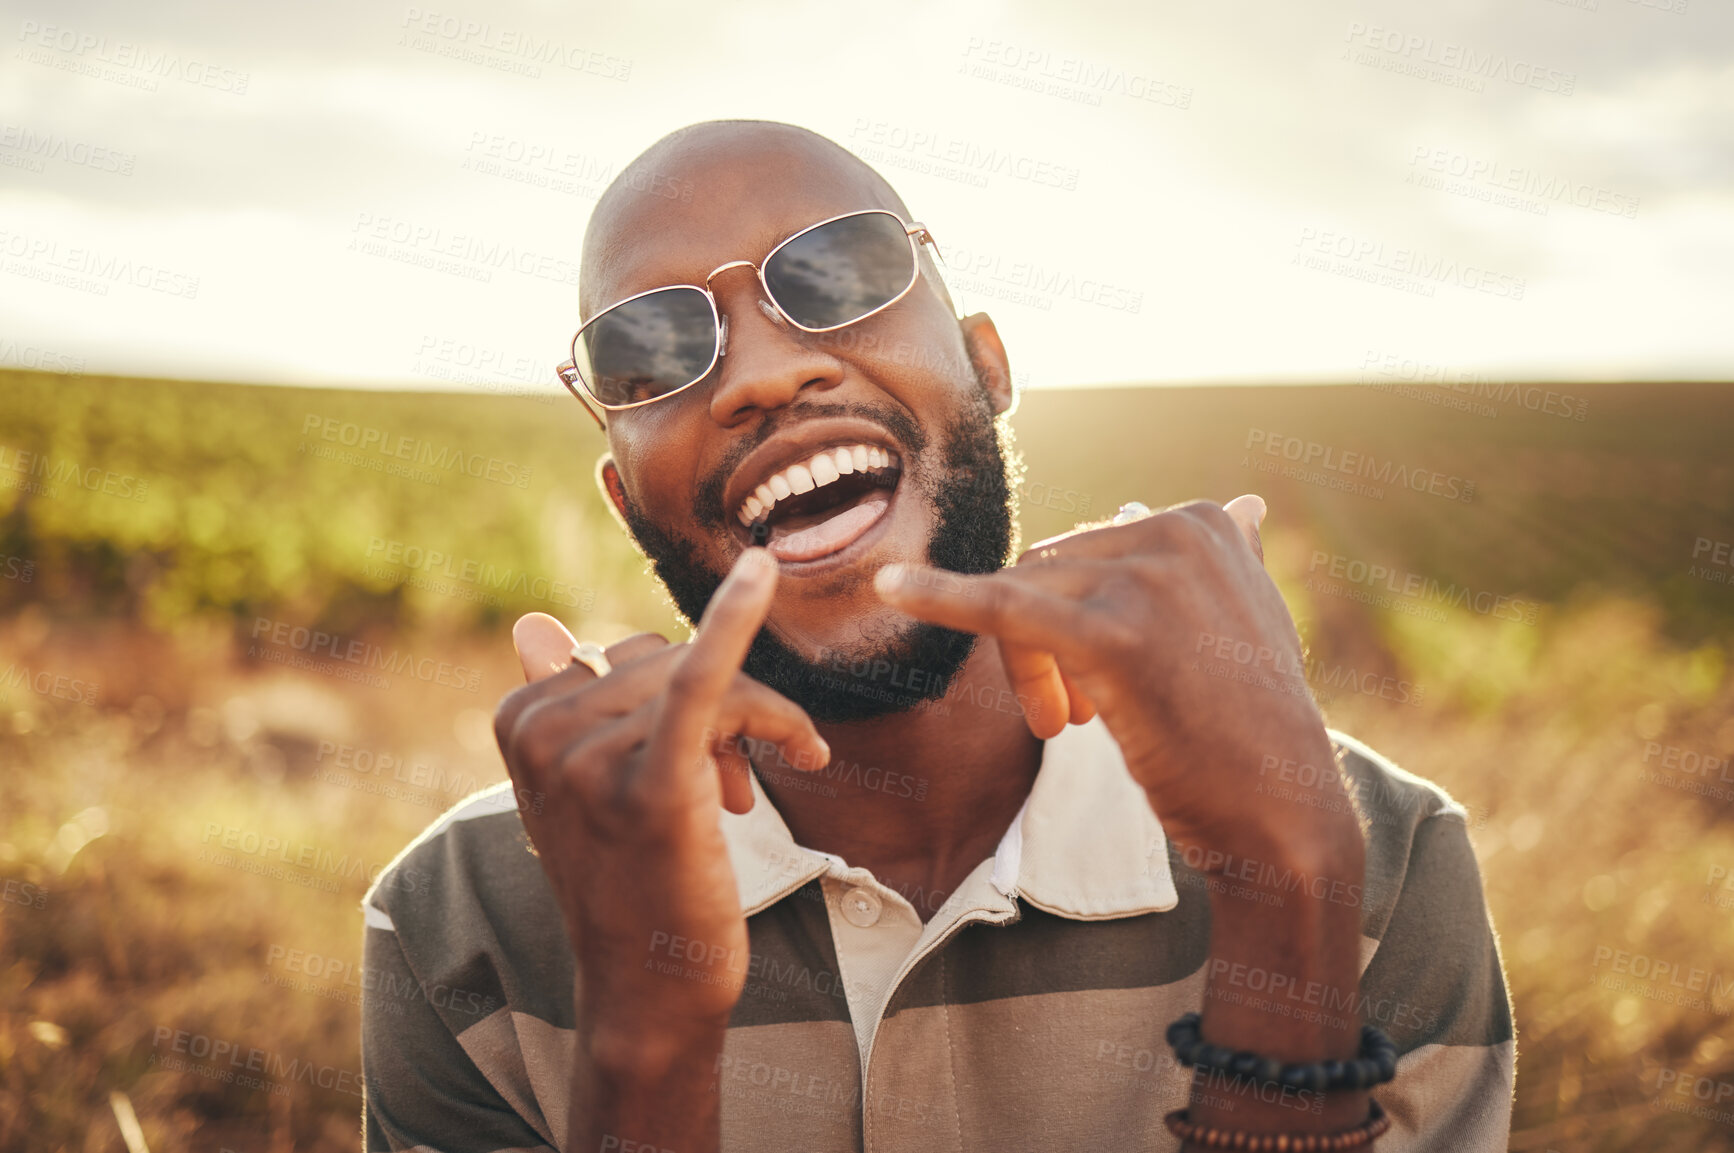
[1166,1013,1399,1093]
[1163,1099,1389,1151]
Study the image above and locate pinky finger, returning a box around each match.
[711,745,756,815]
[995,638,1070,741]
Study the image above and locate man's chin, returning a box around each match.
[742,621,977,725]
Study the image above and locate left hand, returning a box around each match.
[874,495,1349,863]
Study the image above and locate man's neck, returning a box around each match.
[752,643,1044,922]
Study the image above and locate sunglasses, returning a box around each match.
[556,209,944,426]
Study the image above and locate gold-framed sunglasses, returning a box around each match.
[556,209,944,428]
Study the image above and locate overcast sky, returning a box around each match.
[2,0,1730,394]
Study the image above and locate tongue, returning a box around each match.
[766,496,889,562]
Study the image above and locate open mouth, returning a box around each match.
[733,443,903,563]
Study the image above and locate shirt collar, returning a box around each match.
[719,716,1179,920]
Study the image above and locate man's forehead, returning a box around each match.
[581,128,904,313]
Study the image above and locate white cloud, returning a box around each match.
[2,0,1729,388]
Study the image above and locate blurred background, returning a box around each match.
[2,0,1732,1150]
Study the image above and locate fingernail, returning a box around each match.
[874,564,907,596]
[733,548,775,586]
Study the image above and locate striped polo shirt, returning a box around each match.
[361,720,1515,1152]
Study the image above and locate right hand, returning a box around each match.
[493,549,828,1059]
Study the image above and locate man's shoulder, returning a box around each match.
[1326,728,1468,832]
[362,782,558,950]
[1323,730,1481,941]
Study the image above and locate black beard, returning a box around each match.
[620,392,1015,723]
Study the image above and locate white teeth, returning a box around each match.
[736,442,900,527]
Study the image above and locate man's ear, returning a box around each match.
[960,313,1016,416]
[595,453,632,533]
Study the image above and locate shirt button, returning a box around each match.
[841,887,883,928]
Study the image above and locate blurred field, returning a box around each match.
[2,368,1733,1151]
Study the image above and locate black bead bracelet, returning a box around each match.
[1166,1012,1399,1093]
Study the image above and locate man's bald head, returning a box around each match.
[579,120,918,318]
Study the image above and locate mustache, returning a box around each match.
[690,399,929,528]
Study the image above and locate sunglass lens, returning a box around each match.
[763,212,916,330]
[575,287,717,406]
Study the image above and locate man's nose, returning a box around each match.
[705,275,845,426]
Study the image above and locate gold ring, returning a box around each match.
[569,642,612,677]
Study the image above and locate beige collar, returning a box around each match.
[720,716,1179,920]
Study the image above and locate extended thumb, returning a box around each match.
[512,612,578,683]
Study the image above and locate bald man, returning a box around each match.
[361,121,1514,1152]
